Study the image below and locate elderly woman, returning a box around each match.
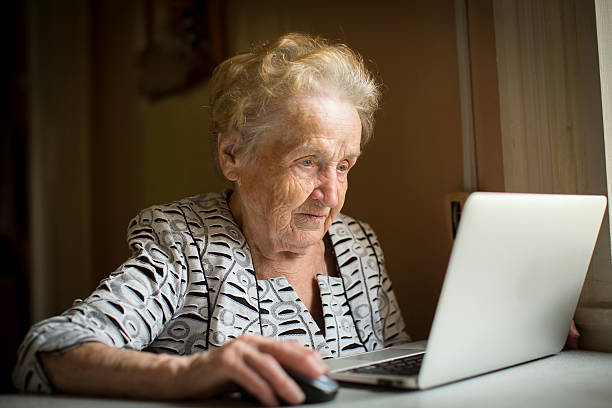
[13,33,409,405]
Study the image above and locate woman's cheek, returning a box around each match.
[334,182,348,209]
[286,174,314,201]
[338,179,348,196]
[266,179,306,220]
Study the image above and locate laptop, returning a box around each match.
[328,192,607,389]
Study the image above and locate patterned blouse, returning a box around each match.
[13,192,409,393]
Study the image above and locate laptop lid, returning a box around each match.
[418,192,606,388]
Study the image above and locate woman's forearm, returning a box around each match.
[39,335,327,405]
[40,342,191,400]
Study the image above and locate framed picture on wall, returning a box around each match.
[139,0,226,100]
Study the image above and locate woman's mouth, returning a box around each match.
[304,213,325,219]
[294,213,327,230]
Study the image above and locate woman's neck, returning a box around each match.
[227,188,334,281]
[252,240,326,281]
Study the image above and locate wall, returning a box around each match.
[29,1,464,341]
[28,0,93,320]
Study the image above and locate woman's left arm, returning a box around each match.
[13,205,190,393]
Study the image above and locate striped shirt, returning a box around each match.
[13,192,409,392]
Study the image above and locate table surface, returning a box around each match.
[2,350,611,408]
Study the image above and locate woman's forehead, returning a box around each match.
[265,96,361,153]
[286,95,357,123]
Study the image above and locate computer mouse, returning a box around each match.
[287,369,339,404]
[240,369,339,405]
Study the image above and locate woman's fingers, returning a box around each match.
[188,335,326,406]
[565,320,580,350]
[232,361,281,406]
[241,335,328,378]
[212,340,280,406]
[243,346,305,405]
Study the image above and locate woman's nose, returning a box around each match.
[311,168,339,207]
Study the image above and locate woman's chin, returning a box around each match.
[284,230,326,251]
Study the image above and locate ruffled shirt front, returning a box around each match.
[13,192,409,393]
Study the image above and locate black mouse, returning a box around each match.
[240,369,339,405]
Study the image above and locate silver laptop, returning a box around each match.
[328,192,607,389]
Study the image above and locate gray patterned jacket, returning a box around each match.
[13,192,409,393]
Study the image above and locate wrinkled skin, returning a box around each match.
[219,95,362,264]
[219,95,362,327]
[42,334,328,407]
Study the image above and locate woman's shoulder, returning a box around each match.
[123,192,241,253]
[128,192,232,226]
[138,192,229,214]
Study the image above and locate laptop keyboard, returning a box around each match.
[348,353,424,376]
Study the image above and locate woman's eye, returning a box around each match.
[300,159,314,167]
[337,162,349,172]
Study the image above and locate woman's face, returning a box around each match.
[232,95,362,255]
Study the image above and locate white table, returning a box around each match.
[2,350,611,408]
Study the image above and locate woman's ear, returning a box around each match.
[217,130,240,181]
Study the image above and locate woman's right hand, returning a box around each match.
[178,334,328,406]
[41,335,328,406]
